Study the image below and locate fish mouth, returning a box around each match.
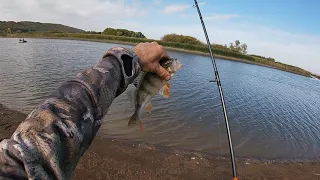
[162,58,183,73]
[174,60,183,70]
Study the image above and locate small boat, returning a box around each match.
[19,39,27,43]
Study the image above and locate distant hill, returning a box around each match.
[0,21,84,33]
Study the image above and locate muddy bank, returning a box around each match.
[0,104,319,179]
[0,104,26,141]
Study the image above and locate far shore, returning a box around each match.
[1,104,320,179]
[1,36,313,78]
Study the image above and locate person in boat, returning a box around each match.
[0,42,171,179]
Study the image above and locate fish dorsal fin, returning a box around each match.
[133,72,146,88]
[159,82,170,98]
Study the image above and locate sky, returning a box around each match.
[1,0,319,74]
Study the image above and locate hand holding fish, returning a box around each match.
[130,43,183,131]
[133,42,171,80]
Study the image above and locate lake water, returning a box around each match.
[1,38,320,159]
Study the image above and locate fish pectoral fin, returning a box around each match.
[166,82,170,88]
[144,102,153,113]
[159,83,170,98]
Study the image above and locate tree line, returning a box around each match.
[162,34,249,55]
[161,34,203,45]
[161,34,282,65]
[102,28,146,38]
[228,40,247,54]
[160,34,289,68]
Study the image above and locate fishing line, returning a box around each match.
[193,0,238,179]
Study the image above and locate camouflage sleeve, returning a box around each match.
[0,47,141,180]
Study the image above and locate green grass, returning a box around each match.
[3,32,312,77]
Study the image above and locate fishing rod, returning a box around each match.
[193,0,238,179]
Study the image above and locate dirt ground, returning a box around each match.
[1,104,319,180]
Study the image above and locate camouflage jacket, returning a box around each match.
[0,47,141,180]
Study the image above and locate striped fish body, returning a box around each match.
[129,58,182,130]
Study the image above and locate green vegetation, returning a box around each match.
[0,22,312,77]
[0,21,84,35]
[103,27,146,38]
[251,54,275,62]
[161,34,203,45]
[227,40,248,54]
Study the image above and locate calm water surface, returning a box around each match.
[1,38,320,159]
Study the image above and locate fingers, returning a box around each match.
[133,42,171,80]
[156,65,171,80]
[150,42,169,61]
[136,42,168,60]
[161,51,170,60]
[155,43,169,60]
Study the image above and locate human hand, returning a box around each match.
[133,42,171,80]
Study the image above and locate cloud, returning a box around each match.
[0,0,143,31]
[204,14,240,21]
[153,0,162,6]
[179,14,188,18]
[198,2,207,6]
[163,4,190,14]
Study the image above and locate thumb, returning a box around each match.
[156,65,171,80]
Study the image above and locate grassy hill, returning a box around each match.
[0,21,84,34]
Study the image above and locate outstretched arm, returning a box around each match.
[0,42,170,180]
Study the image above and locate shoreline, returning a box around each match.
[1,36,312,78]
[0,104,320,179]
